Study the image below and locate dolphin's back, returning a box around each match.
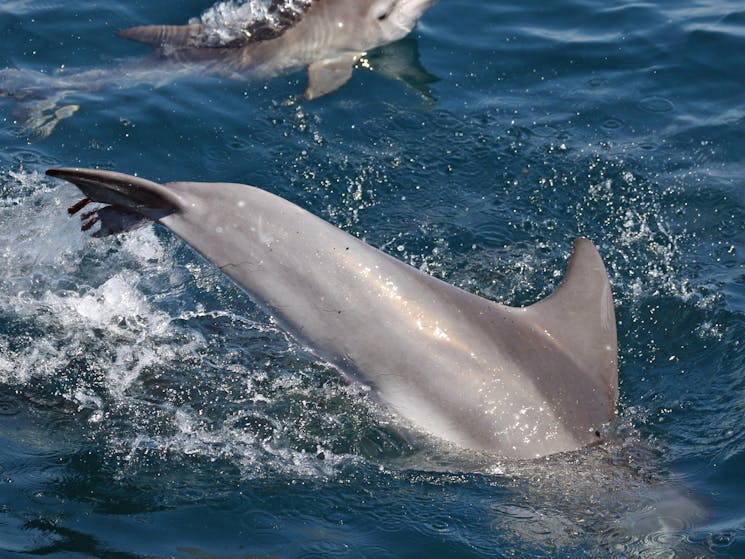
[47,168,618,459]
[116,24,244,67]
[117,24,206,49]
[117,0,313,50]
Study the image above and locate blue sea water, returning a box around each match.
[0,0,744,557]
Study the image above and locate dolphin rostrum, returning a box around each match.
[1,0,437,137]
[47,167,618,459]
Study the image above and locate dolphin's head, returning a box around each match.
[365,0,436,43]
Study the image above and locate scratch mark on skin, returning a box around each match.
[219,260,261,274]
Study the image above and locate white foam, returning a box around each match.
[120,226,167,262]
[0,169,205,393]
[192,0,311,46]
[0,353,12,376]
[1,168,376,479]
[110,400,356,478]
[50,274,149,328]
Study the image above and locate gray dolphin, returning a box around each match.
[1,0,436,137]
[47,167,618,459]
[119,0,437,99]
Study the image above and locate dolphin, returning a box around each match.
[0,0,437,137]
[46,167,618,459]
[118,0,438,99]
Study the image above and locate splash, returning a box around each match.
[0,169,202,422]
[191,0,313,47]
[0,168,395,479]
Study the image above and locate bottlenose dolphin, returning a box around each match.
[47,167,618,459]
[118,0,437,99]
[0,0,436,137]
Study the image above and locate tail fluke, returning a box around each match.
[0,68,79,139]
[14,97,79,139]
[47,168,182,237]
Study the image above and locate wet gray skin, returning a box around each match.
[48,167,618,459]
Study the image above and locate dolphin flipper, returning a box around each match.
[305,55,358,100]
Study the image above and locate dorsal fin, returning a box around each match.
[117,24,205,49]
[526,238,618,408]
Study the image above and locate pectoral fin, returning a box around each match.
[304,55,358,100]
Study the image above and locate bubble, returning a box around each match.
[0,398,20,416]
[531,124,559,138]
[602,117,624,129]
[638,97,675,113]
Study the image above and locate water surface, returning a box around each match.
[1,0,744,557]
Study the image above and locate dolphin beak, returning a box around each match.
[47,167,182,214]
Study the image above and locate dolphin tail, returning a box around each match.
[46,168,181,237]
[0,68,80,139]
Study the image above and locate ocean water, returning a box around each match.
[0,0,744,557]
